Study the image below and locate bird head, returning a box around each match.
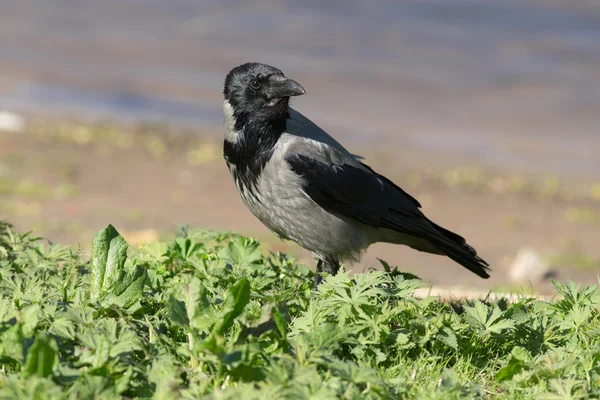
[223,63,305,122]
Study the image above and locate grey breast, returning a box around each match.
[248,110,376,261]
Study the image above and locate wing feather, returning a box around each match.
[284,152,490,278]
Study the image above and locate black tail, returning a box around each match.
[427,220,491,279]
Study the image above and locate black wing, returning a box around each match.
[285,153,422,230]
[285,153,490,278]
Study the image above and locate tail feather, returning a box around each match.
[427,220,491,279]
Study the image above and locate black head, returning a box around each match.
[224,63,305,123]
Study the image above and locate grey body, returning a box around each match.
[221,62,489,285]
[223,100,436,263]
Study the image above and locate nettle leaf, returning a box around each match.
[185,278,212,330]
[24,333,58,378]
[148,355,183,397]
[90,225,128,302]
[0,298,15,323]
[21,304,41,337]
[496,356,524,383]
[167,295,190,327]
[0,323,25,363]
[437,326,458,351]
[115,366,134,395]
[168,278,214,330]
[214,277,251,335]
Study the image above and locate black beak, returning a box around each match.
[266,75,306,100]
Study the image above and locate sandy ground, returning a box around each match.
[1,120,599,295]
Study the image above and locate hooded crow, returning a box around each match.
[222,62,490,288]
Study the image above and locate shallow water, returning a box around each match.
[0,0,599,176]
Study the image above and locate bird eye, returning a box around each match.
[249,80,261,90]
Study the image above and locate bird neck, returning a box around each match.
[223,112,288,188]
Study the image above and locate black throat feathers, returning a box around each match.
[223,113,288,191]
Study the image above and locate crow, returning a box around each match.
[222,62,490,288]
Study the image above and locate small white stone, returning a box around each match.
[509,247,551,283]
[0,111,25,133]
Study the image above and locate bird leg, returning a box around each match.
[313,258,341,290]
[313,260,324,290]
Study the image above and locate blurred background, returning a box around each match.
[1,0,599,294]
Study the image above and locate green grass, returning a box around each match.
[1,221,599,399]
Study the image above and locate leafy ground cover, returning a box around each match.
[0,220,599,399]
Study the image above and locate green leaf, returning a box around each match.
[173,237,204,261]
[24,333,58,378]
[497,347,533,383]
[393,331,410,347]
[21,304,41,337]
[148,355,183,398]
[185,279,214,330]
[214,277,250,335]
[217,238,262,266]
[496,357,524,382]
[437,326,458,351]
[135,241,169,266]
[0,323,25,363]
[5,222,600,398]
[98,265,147,310]
[378,258,422,280]
[513,346,532,362]
[464,301,515,336]
[273,306,287,339]
[464,301,489,328]
[167,279,214,331]
[115,366,134,394]
[167,295,190,327]
[90,225,129,302]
